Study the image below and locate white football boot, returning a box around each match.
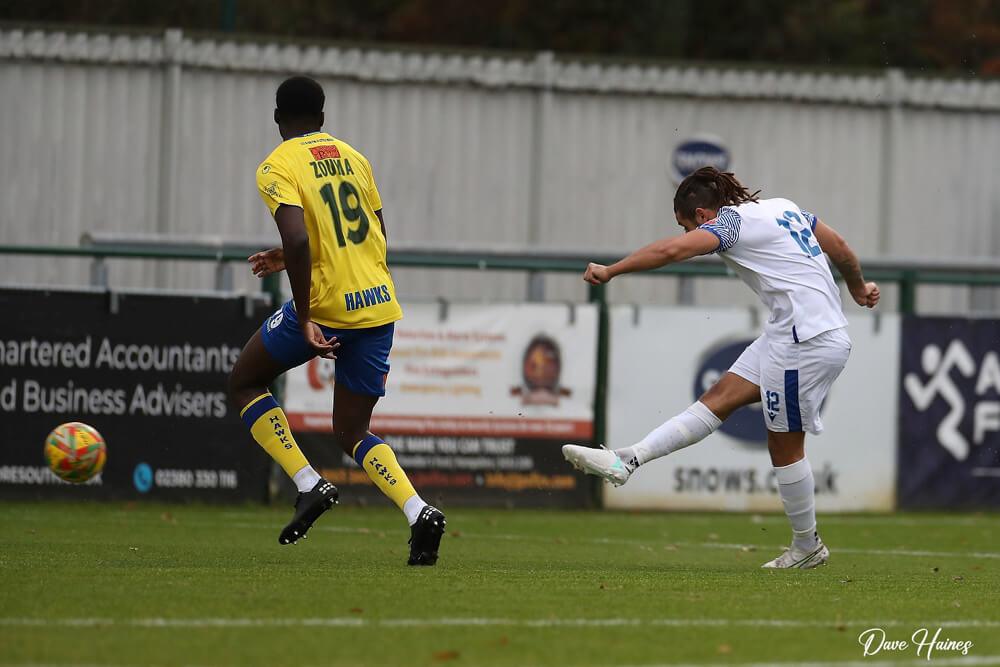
[562,444,631,486]
[761,537,830,569]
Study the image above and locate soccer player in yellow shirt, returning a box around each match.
[228,76,445,565]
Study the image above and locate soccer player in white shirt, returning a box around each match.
[564,166,880,569]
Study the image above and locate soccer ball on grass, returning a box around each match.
[44,421,107,483]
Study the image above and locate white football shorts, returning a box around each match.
[728,326,851,434]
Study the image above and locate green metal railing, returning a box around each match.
[5,242,1000,312]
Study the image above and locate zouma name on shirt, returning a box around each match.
[310,158,354,179]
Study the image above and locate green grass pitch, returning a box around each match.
[1,501,998,666]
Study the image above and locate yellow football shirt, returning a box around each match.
[256,132,402,329]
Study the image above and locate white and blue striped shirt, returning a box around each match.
[698,198,847,343]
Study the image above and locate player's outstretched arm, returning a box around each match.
[583,229,720,285]
[812,220,880,308]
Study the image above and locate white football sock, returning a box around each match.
[615,401,722,471]
[774,456,818,552]
[292,465,322,493]
[403,494,427,526]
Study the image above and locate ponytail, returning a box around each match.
[673,167,760,221]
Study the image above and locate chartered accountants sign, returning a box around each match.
[0,287,273,502]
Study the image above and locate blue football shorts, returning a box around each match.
[260,300,394,397]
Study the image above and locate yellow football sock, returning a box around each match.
[239,393,308,478]
[352,435,417,510]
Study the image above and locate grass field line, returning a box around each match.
[696,541,1000,560]
[13,507,988,527]
[747,515,999,526]
[10,510,995,560]
[3,660,999,667]
[3,616,1000,629]
[3,659,1000,667]
[334,525,1000,561]
[621,657,1000,667]
[211,511,997,526]
[128,517,1000,561]
[10,507,1000,529]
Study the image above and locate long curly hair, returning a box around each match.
[673,166,760,221]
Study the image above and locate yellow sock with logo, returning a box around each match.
[353,435,424,523]
[240,393,311,481]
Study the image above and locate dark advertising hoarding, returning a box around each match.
[898,315,1000,509]
[0,287,274,502]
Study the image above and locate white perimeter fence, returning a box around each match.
[1,26,1000,313]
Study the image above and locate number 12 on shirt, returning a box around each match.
[776,210,821,258]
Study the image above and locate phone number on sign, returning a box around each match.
[153,468,238,489]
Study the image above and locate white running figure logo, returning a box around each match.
[902,340,976,461]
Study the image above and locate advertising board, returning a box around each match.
[898,315,1000,508]
[0,287,273,502]
[283,302,597,507]
[604,306,899,512]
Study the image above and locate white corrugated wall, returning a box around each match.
[1,28,998,312]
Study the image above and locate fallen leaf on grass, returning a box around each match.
[664,545,679,551]
[25,529,36,535]
[839,579,853,584]
[432,650,460,661]
[350,608,363,613]
[452,531,464,538]
[953,576,964,581]
[972,566,982,570]
[953,600,962,607]
[836,625,847,632]
[493,637,509,645]
[552,537,566,544]
[717,644,732,654]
